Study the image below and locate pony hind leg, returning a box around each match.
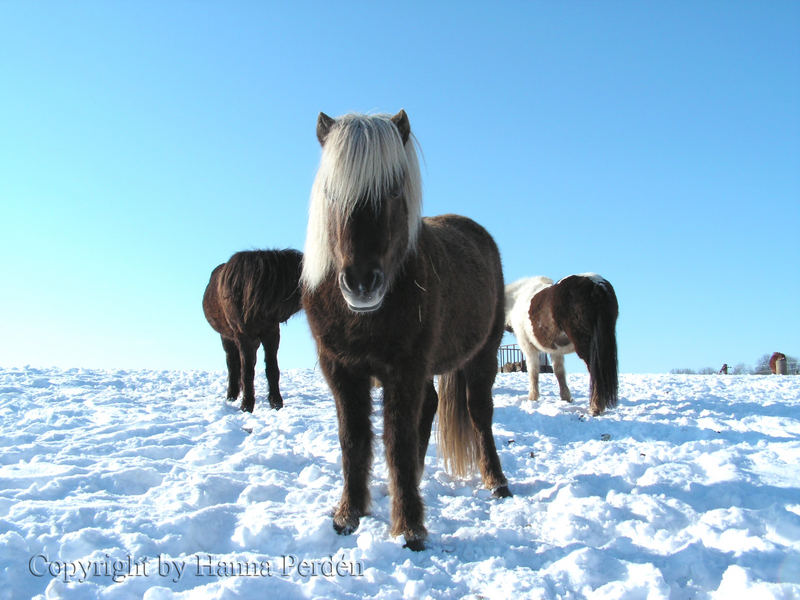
[237,336,259,413]
[319,355,374,537]
[221,336,241,400]
[551,353,572,403]
[416,380,438,479]
[463,352,511,498]
[260,323,283,410]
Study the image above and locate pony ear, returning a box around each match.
[317,112,336,145]
[391,109,410,145]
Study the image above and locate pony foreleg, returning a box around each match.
[261,324,283,410]
[517,336,541,402]
[551,353,572,403]
[383,375,427,550]
[319,355,373,536]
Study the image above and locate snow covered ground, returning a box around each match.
[1,366,798,599]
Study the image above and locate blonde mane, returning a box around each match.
[302,113,422,290]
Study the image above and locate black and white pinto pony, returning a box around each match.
[302,110,511,551]
[505,274,619,416]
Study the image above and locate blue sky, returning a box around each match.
[1,1,798,375]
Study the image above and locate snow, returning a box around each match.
[1,367,799,599]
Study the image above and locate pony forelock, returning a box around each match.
[302,113,422,290]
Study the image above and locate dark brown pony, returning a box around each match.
[302,110,510,551]
[203,249,303,412]
[505,274,619,415]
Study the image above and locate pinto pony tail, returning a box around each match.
[587,283,619,414]
[436,370,479,477]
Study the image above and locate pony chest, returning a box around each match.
[306,291,427,363]
[321,319,425,367]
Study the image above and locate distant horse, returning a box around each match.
[505,274,619,415]
[203,249,303,412]
[302,110,511,551]
[770,352,787,374]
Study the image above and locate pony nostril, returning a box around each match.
[339,269,356,293]
[369,269,385,293]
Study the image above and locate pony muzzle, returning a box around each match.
[338,267,386,313]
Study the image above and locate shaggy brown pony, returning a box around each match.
[505,274,619,415]
[203,249,303,412]
[302,110,511,551]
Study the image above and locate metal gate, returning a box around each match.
[497,344,552,373]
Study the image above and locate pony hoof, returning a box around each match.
[492,485,512,498]
[240,402,254,413]
[403,538,426,552]
[333,522,357,536]
[398,527,427,551]
[333,515,360,536]
[268,395,283,410]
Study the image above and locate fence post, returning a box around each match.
[776,357,787,375]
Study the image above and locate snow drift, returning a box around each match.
[1,367,798,599]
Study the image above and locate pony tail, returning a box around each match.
[588,288,619,414]
[437,370,479,477]
[218,262,247,336]
[216,250,303,333]
[240,271,263,325]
